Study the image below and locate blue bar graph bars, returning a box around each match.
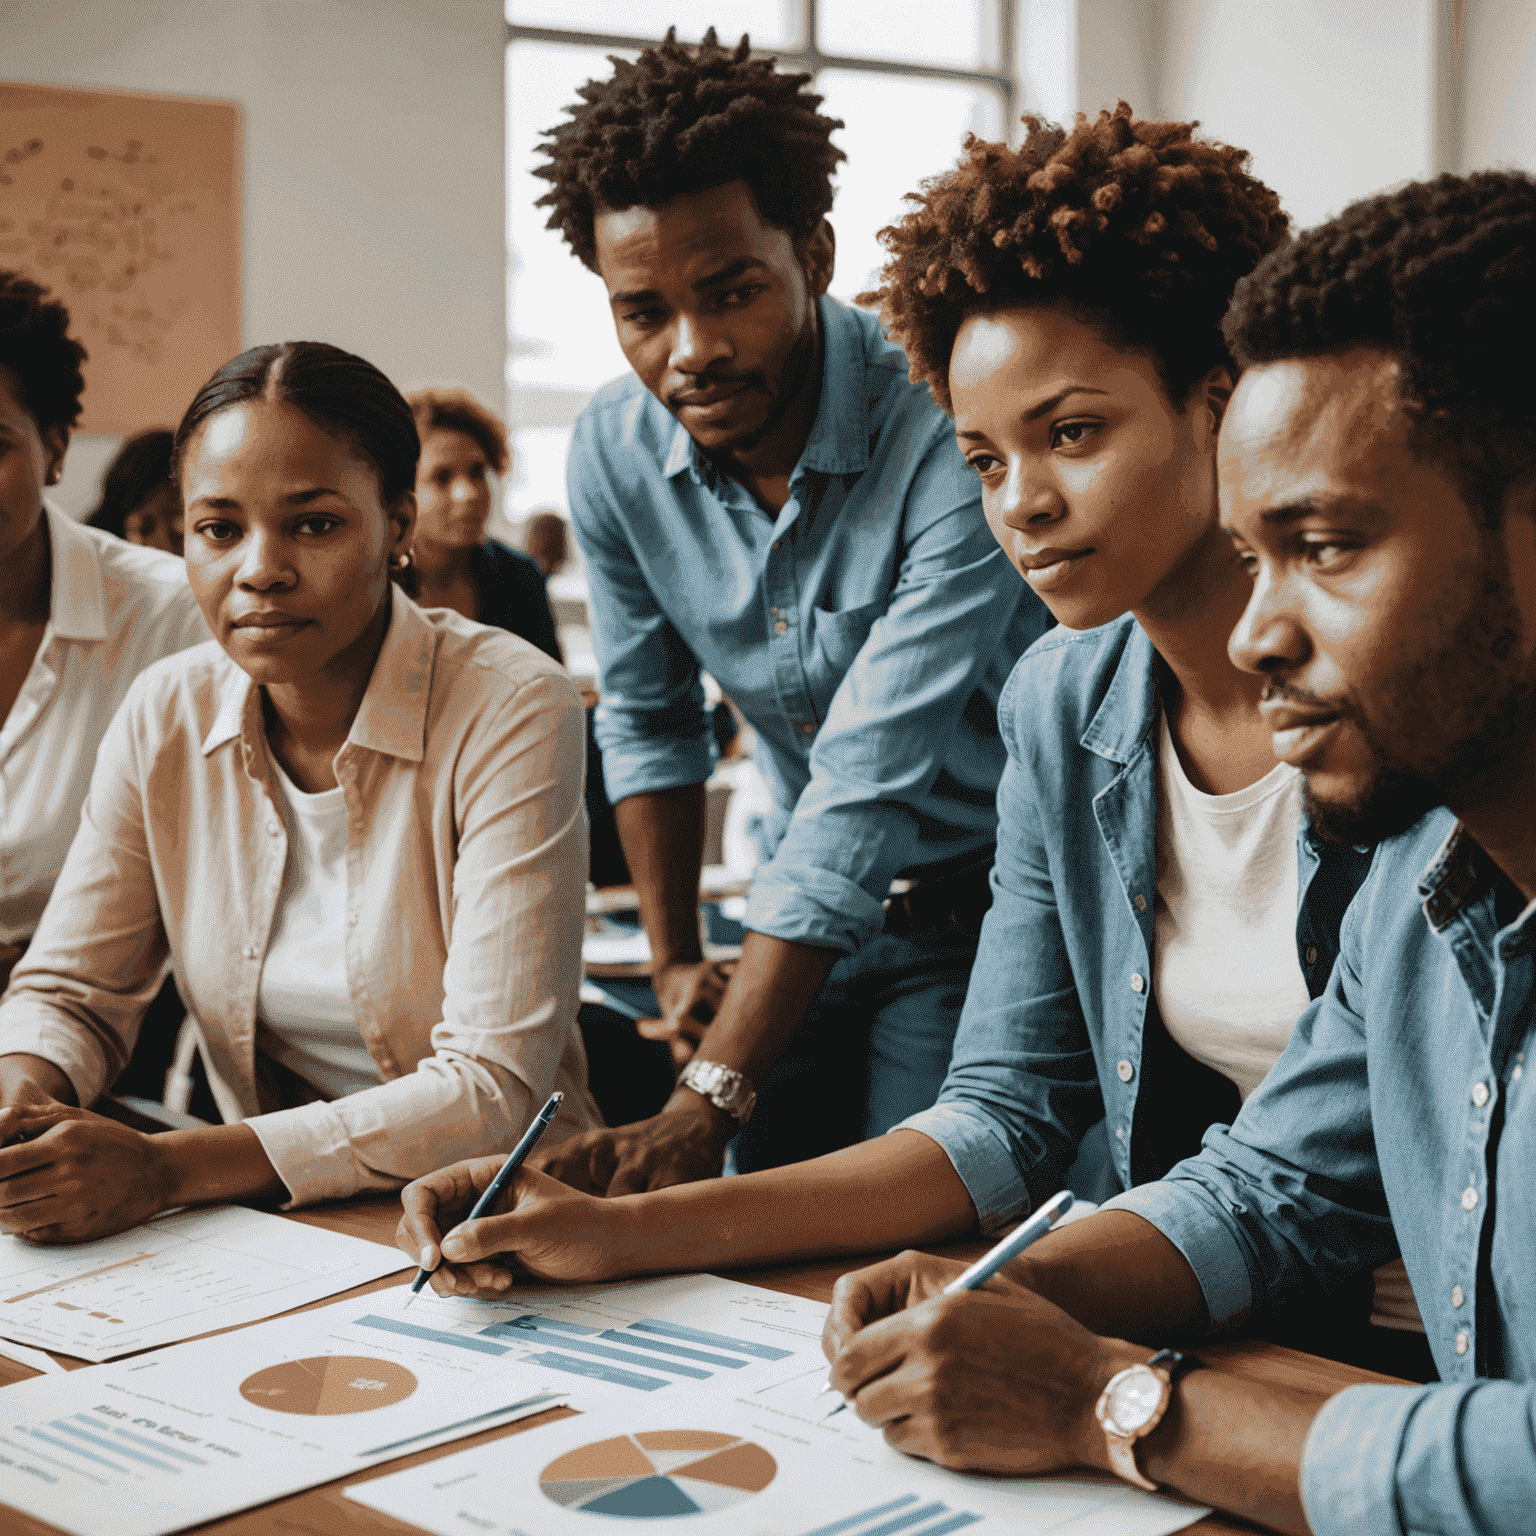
[354,1315,511,1356]
[522,1350,670,1391]
[626,1317,793,1360]
[798,1494,984,1536]
[479,1319,713,1380]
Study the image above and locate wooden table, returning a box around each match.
[0,1196,1404,1536]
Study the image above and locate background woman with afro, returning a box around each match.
[395,104,1420,1374]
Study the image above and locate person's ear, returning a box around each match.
[389,489,417,559]
[41,423,70,487]
[799,219,836,300]
[1201,367,1235,441]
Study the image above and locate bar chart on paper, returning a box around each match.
[0,1206,408,1360]
[382,1274,828,1404]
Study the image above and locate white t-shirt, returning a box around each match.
[255,755,383,1099]
[1153,711,1311,1101]
[1153,711,1422,1333]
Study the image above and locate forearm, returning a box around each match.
[156,1122,286,1208]
[1015,1210,1210,1339]
[609,1128,977,1274]
[0,1051,79,1106]
[614,785,708,965]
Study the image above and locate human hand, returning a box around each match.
[0,1052,76,1113]
[0,1103,175,1242]
[529,1091,733,1196]
[640,960,736,1068]
[396,1161,631,1297]
[827,1283,1131,1476]
[823,1248,1034,1361]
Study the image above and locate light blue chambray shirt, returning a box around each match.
[1106,808,1536,1535]
[568,297,1052,954]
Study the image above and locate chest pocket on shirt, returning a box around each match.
[807,597,887,721]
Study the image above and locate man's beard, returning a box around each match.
[676,312,820,459]
[1302,535,1536,848]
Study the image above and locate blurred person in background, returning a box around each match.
[405,385,561,662]
[86,427,182,554]
[523,509,569,578]
[0,271,206,998]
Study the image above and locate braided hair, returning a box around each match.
[867,102,1289,413]
[1224,170,1536,521]
[533,27,845,272]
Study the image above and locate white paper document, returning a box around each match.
[0,1284,571,1536]
[391,1273,835,1406]
[0,1205,410,1362]
[346,1391,1210,1536]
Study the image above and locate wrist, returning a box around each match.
[662,1084,738,1143]
[1074,1337,1147,1474]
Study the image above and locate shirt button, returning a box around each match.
[241,944,257,959]
[1451,1285,1465,1308]
[1115,1127,1124,1140]
[1472,1081,1490,1107]
[1455,1331,1469,1355]
[1461,1186,1479,1211]
[266,821,281,836]
[1305,945,1319,965]
[1117,1059,1135,1083]
[773,541,781,550]
[775,620,788,636]
[1130,973,1145,993]
[802,722,814,735]
[1514,1065,1524,1081]
[1133,894,1147,912]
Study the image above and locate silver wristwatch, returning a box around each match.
[679,1058,758,1126]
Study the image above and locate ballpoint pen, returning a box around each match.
[819,1189,1075,1417]
[403,1090,564,1309]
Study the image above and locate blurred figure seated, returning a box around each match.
[523,509,569,578]
[87,428,182,554]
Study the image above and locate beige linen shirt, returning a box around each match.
[1,503,209,944]
[1,584,600,1204]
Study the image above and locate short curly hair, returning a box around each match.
[867,102,1289,413]
[406,385,509,476]
[533,27,845,272]
[1223,170,1536,522]
[0,269,89,432]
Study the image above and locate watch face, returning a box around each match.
[1106,1367,1165,1436]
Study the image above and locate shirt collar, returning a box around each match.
[201,584,433,762]
[1418,820,1536,936]
[1080,619,1160,765]
[44,501,108,641]
[659,296,872,483]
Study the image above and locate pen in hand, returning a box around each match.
[819,1189,1074,1418]
[403,1090,564,1310]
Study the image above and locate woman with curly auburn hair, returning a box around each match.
[394,103,1422,1379]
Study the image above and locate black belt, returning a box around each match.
[883,855,994,938]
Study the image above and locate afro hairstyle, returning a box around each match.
[0,269,88,433]
[533,27,845,272]
[866,102,1290,413]
[1223,169,1536,521]
[406,385,510,476]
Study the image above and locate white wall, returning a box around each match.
[1,0,507,522]
[1459,0,1536,170]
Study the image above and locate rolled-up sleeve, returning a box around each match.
[746,445,1034,952]
[245,668,593,1204]
[1302,1380,1536,1536]
[894,665,1103,1230]
[569,414,715,806]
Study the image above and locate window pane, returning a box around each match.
[818,70,1003,303]
[507,0,799,48]
[818,0,987,70]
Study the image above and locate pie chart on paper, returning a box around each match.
[540,1429,778,1518]
[238,1356,418,1415]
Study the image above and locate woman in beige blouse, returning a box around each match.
[0,341,598,1242]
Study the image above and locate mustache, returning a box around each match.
[1261,678,1360,722]
[665,371,768,408]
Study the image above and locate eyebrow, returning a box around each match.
[1258,494,1377,525]
[188,486,346,511]
[955,386,1109,440]
[609,257,767,307]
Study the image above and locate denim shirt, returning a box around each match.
[568,297,1051,955]
[899,615,1373,1231]
[1110,809,1536,1536]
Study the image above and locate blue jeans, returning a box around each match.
[729,923,980,1175]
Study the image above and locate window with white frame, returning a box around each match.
[504,2,1014,533]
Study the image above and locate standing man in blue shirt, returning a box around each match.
[528,30,1049,1193]
[817,171,1536,1533]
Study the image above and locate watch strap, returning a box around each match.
[1097,1352,1201,1493]
[678,1058,758,1126]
